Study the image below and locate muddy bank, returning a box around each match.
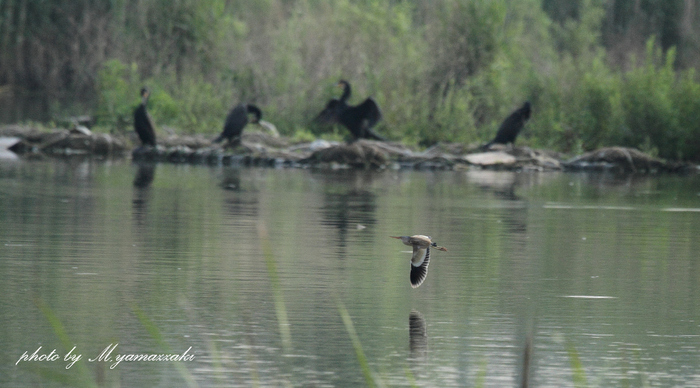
[2,125,697,173]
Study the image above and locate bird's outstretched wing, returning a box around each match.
[314,99,342,124]
[410,246,431,288]
[355,97,382,130]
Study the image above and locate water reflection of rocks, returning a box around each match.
[220,166,242,191]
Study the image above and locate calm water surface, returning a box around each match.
[0,158,699,387]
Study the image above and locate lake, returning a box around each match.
[0,158,699,387]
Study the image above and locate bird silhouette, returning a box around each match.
[133,88,156,147]
[315,80,385,141]
[483,101,531,150]
[214,104,263,146]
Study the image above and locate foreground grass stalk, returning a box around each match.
[131,304,199,388]
[258,224,292,352]
[33,297,98,388]
[566,341,588,388]
[337,300,386,388]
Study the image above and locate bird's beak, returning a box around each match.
[389,236,402,240]
[435,246,448,252]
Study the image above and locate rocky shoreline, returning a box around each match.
[1,125,697,173]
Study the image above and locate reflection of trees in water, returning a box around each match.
[317,170,379,256]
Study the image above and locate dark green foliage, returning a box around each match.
[3,0,700,159]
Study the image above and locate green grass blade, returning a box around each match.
[404,366,420,388]
[131,304,199,388]
[474,357,488,388]
[33,297,97,388]
[258,224,292,352]
[337,300,386,388]
[566,342,588,388]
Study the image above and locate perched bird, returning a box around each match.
[315,80,385,141]
[214,104,263,146]
[133,88,157,147]
[391,235,447,288]
[483,101,532,150]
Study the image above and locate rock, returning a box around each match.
[465,151,518,166]
[70,125,92,136]
[302,140,388,168]
[241,131,290,149]
[563,147,687,173]
[257,120,279,137]
[463,147,562,171]
[3,125,696,172]
[160,134,214,149]
[288,139,337,153]
[0,137,20,160]
[6,128,126,157]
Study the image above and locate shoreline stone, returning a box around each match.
[2,125,697,173]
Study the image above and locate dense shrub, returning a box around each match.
[4,0,700,160]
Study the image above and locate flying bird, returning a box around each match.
[133,88,157,147]
[483,101,531,150]
[391,235,447,288]
[315,80,385,141]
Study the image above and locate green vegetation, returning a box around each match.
[338,300,386,388]
[2,0,700,160]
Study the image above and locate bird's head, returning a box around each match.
[336,80,351,101]
[247,105,262,123]
[430,242,448,252]
[140,88,150,98]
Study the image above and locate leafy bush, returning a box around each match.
[82,0,700,160]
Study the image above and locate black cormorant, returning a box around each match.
[483,101,531,149]
[214,104,262,146]
[133,88,157,147]
[315,80,385,141]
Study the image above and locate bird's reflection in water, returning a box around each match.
[132,163,156,226]
[219,167,259,225]
[133,163,156,189]
[408,310,428,361]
